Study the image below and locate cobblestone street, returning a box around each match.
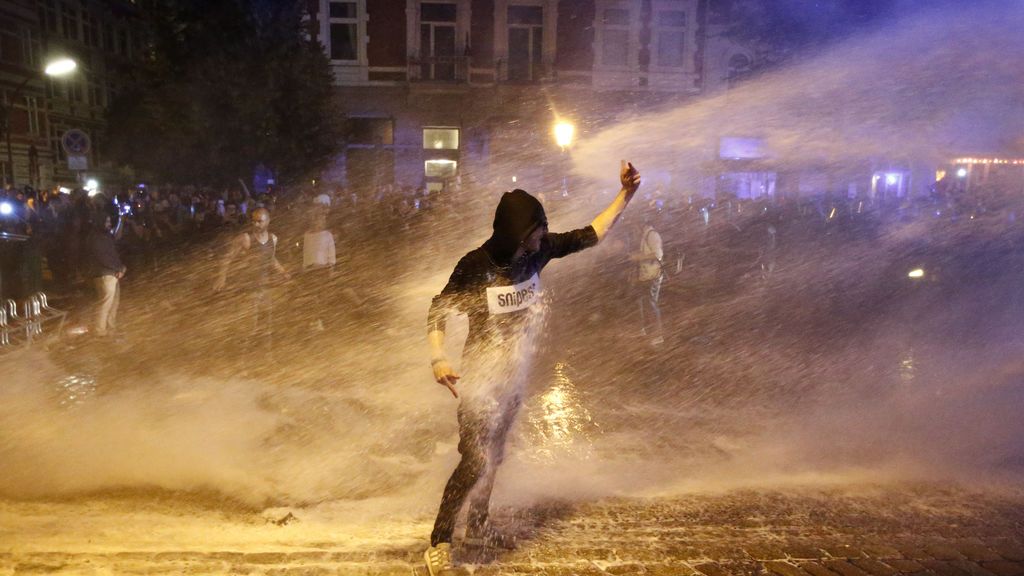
[2,485,1023,575]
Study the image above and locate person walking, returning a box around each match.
[422,161,642,575]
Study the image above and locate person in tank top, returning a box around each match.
[213,207,291,336]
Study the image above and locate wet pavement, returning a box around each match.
[2,484,1023,574]
[5,210,1024,575]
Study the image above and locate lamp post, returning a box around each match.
[2,57,77,186]
[553,120,575,196]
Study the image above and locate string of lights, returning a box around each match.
[953,158,1024,166]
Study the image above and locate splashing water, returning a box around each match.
[1,4,1024,535]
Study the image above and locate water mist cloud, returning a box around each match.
[572,2,1024,181]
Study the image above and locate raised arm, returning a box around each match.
[590,160,642,242]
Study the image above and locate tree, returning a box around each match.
[105,0,342,186]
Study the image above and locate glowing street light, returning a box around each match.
[44,57,78,77]
[3,57,78,185]
[553,121,575,197]
[956,167,968,178]
[553,121,575,150]
[908,268,925,279]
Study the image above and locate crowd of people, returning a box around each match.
[0,183,282,299]
[0,169,1017,347]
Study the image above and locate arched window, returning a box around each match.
[727,53,751,74]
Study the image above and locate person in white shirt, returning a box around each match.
[303,207,336,272]
[632,213,664,345]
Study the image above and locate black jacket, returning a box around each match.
[428,189,597,351]
[86,230,123,278]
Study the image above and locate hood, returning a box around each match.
[483,189,547,265]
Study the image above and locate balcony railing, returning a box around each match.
[407,55,469,83]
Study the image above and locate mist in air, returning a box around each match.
[2,0,1023,522]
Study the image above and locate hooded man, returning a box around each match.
[423,161,642,575]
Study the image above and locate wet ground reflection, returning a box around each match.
[56,373,97,408]
[525,362,600,462]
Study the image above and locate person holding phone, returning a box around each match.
[422,161,642,575]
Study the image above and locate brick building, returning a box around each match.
[309,0,729,198]
[0,0,140,190]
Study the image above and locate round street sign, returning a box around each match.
[61,129,91,156]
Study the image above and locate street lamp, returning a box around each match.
[553,120,575,196]
[3,57,77,186]
[44,58,77,77]
[553,121,575,150]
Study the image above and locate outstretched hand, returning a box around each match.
[432,359,460,398]
[621,160,642,194]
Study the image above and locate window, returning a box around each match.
[39,1,59,34]
[118,28,129,56]
[728,53,751,72]
[329,1,356,18]
[653,8,686,68]
[329,1,358,61]
[601,8,630,67]
[51,124,67,164]
[420,2,457,80]
[26,28,39,67]
[347,117,393,146]
[425,159,457,178]
[61,2,79,41]
[102,22,114,52]
[73,79,85,103]
[423,128,459,150]
[507,5,543,82]
[24,97,41,136]
[0,19,23,65]
[88,82,103,107]
[132,29,143,58]
[83,14,98,47]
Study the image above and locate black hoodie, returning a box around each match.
[428,189,598,351]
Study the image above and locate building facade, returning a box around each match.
[309,0,717,198]
[0,0,140,190]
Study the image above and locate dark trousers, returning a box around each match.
[431,394,522,546]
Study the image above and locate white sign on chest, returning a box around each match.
[486,273,541,315]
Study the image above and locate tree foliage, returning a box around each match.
[106,0,342,186]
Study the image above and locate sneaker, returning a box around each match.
[423,542,457,576]
[464,525,517,550]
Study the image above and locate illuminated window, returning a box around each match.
[423,127,459,150]
[425,159,457,178]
